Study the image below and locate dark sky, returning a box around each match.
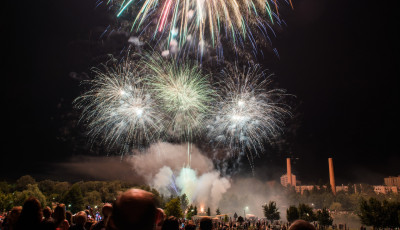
[5,0,399,184]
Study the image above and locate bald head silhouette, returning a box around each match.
[289,220,316,230]
[109,189,163,230]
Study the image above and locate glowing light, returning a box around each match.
[207,64,290,172]
[110,0,291,57]
[144,55,214,141]
[74,61,164,152]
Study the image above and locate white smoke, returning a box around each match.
[129,142,288,217]
[218,178,289,218]
[152,166,174,196]
[129,142,231,210]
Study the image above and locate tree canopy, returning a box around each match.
[164,197,183,218]
[263,201,280,221]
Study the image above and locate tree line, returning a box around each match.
[1,175,399,228]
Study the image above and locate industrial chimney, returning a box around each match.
[328,158,336,195]
[287,158,292,186]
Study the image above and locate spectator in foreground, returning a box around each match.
[91,203,112,230]
[66,211,73,226]
[43,207,54,222]
[288,220,316,230]
[161,216,179,230]
[199,217,213,230]
[15,197,43,230]
[70,211,88,230]
[53,204,70,230]
[107,189,164,230]
[3,206,22,230]
[42,206,56,230]
[155,208,166,230]
[184,223,196,230]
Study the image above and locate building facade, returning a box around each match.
[373,185,398,194]
[280,174,297,187]
[384,176,400,188]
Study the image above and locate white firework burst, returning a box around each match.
[74,62,164,152]
[207,64,290,171]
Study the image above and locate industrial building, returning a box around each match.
[280,158,398,194]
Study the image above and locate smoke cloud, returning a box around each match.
[218,177,288,218]
[53,142,289,218]
[130,142,231,210]
[129,142,288,216]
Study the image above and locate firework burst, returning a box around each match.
[113,0,291,57]
[74,61,164,153]
[207,64,290,171]
[143,55,215,142]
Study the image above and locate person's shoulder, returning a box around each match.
[91,221,104,230]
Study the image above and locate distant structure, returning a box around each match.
[373,185,398,194]
[281,174,297,187]
[328,158,336,195]
[336,184,348,193]
[287,158,292,186]
[282,158,399,195]
[384,176,400,188]
[280,158,297,187]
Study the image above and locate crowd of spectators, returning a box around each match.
[0,189,316,230]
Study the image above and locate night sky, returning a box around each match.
[5,0,399,184]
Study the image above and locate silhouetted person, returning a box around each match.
[53,204,70,230]
[161,216,179,230]
[199,217,213,230]
[66,211,73,226]
[184,223,196,230]
[15,197,43,230]
[107,189,163,230]
[91,203,112,230]
[155,208,166,230]
[42,206,56,230]
[3,206,22,230]
[288,220,316,230]
[43,207,54,221]
[70,211,88,230]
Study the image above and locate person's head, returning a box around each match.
[8,206,22,225]
[66,211,72,224]
[288,220,316,230]
[43,206,52,219]
[102,203,113,218]
[185,223,196,230]
[108,189,163,230]
[53,204,66,223]
[19,197,43,224]
[199,217,212,230]
[161,216,179,230]
[75,211,87,226]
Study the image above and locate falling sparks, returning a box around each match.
[74,61,164,153]
[207,64,290,172]
[112,0,291,57]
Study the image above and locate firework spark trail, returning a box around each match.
[207,65,290,173]
[113,0,291,57]
[143,54,215,142]
[74,62,164,153]
[142,55,215,166]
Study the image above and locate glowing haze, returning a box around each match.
[130,142,287,215]
[130,142,231,209]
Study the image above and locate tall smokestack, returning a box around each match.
[328,158,336,195]
[287,158,292,187]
